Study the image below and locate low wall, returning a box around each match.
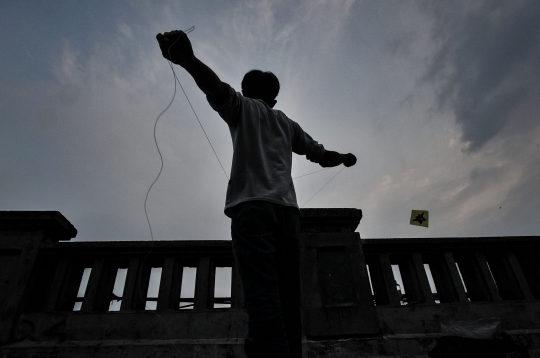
[1,210,539,357]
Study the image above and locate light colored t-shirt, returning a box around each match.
[207,83,325,216]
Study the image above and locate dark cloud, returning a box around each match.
[423,0,540,152]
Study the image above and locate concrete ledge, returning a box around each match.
[15,310,248,342]
[376,301,540,335]
[1,338,245,358]
[300,208,362,233]
[0,211,77,242]
[3,335,539,357]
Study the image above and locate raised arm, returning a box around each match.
[156,30,226,102]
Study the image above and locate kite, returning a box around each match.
[410,210,429,228]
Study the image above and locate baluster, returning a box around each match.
[425,253,468,303]
[515,251,540,299]
[455,252,501,302]
[157,257,182,311]
[81,257,106,311]
[445,252,468,303]
[366,254,400,306]
[484,252,522,300]
[413,253,435,304]
[55,260,88,311]
[121,257,151,311]
[506,252,534,300]
[476,252,502,301]
[396,253,434,304]
[44,258,69,311]
[444,253,469,303]
[135,259,153,310]
[194,257,215,310]
[97,260,120,311]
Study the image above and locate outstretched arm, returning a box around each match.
[156,30,226,102]
[319,150,357,168]
[291,121,357,168]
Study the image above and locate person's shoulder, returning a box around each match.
[276,110,296,126]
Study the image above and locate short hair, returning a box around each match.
[241,70,280,101]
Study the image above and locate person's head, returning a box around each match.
[241,70,280,108]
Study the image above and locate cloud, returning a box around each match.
[422,0,540,152]
[3,0,539,242]
[193,0,356,78]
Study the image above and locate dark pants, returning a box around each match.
[230,201,302,358]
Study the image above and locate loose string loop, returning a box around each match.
[139,26,198,358]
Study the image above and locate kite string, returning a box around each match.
[138,26,197,358]
[166,26,228,180]
[301,166,345,207]
[169,62,229,180]
[293,167,331,180]
[140,62,182,358]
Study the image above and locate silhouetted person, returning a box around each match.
[157,30,356,358]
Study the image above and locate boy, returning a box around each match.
[157,30,356,358]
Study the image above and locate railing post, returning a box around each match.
[515,251,540,299]
[82,258,118,312]
[410,253,435,304]
[506,252,534,300]
[444,252,469,303]
[455,252,501,302]
[194,257,215,310]
[393,254,430,304]
[55,261,88,312]
[366,254,400,306]
[426,253,468,303]
[484,252,516,300]
[43,258,70,311]
[157,257,182,311]
[0,211,76,344]
[121,258,144,311]
[299,208,378,338]
[476,252,502,301]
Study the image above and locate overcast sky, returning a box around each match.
[2,0,539,241]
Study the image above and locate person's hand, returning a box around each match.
[156,30,194,66]
[342,153,357,167]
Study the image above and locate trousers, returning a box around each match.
[230,200,302,358]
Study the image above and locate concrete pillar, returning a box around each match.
[299,208,379,338]
[0,211,76,344]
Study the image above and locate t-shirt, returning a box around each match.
[207,83,325,217]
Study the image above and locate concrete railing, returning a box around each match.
[361,237,540,342]
[1,210,539,357]
[364,237,540,305]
